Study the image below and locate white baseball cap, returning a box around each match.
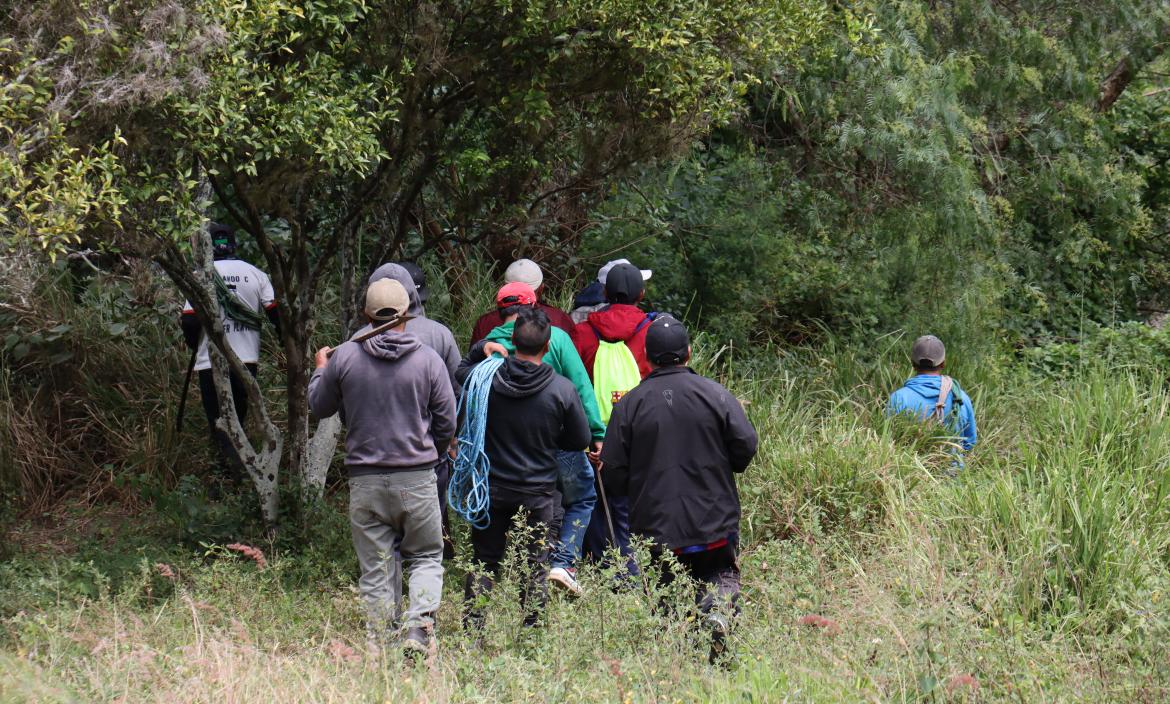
[598,258,652,284]
[504,258,543,290]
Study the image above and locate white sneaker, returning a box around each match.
[548,567,583,597]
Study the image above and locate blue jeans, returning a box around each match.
[583,491,639,576]
[550,451,597,569]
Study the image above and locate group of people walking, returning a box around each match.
[182,223,978,663]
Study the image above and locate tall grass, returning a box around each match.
[5,253,1170,700]
[946,372,1170,632]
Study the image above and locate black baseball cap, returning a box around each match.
[210,222,236,256]
[604,262,645,304]
[645,315,689,365]
[395,261,428,303]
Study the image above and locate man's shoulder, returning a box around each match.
[473,308,497,327]
[327,339,362,365]
[550,326,573,345]
[888,385,925,410]
[408,339,445,365]
[409,316,456,341]
[539,302,573,324]
[546,372,577,394]
[215,258,266,276]
[949,378,973,404]
[628,367,709,398]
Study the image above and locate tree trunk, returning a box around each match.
[207,344,281,524]
[303,414,343,500]
[298,233,364,501]
[187,190,283,528]
[283,311,316,502]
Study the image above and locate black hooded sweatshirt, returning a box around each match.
[459,356,590,491]
[600,365,758,550]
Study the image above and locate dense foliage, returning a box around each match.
[582,1,1170,346]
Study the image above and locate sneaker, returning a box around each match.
[705,613,730,664]
[402,626,431,659]
[548,567,583,597]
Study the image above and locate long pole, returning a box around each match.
[594,462,617,547]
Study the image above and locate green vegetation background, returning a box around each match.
[4,0,1170,701]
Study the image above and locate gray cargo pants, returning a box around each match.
[348,469,444,639]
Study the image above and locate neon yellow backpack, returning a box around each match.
[591,315,654,423]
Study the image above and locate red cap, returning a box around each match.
[496,281,537,308]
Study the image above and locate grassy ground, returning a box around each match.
[3,342,1169,702]
[2,262,1169,702]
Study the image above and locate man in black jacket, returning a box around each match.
[456,308,592,627]
[599,314,758,660]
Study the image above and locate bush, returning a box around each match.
[1023,321,1170,378]
[0,252,200,507]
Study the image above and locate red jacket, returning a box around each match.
[470,302,575,346]
[570,304,656,380]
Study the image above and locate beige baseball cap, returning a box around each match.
[365,279,411,322]
[504,258,543,290]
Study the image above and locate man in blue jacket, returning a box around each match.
[887,335,977,454]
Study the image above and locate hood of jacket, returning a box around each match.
[585,303,649,341]
[484,320,517,351]
[902,373,945,400]
[492,357,554,398]
[361,330,422,361]
[573,281,606,309]
[368,263,425,317]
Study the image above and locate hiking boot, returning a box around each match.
[402,626,432,659]
[548,567,583,597]
[705,612,730,665]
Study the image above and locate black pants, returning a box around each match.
[465,483,555,628]
[197,364,258,481]
[650,541,741,618]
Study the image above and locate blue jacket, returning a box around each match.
[887,374,977,451]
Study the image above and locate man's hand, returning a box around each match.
[448,436,459,460]
[587,441,603,469]
[315,346,332,369]
[483,342,509,358]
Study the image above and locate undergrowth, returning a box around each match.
[3,255,1170,701]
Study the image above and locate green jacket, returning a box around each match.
[484,322,605,440]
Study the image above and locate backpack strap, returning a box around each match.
[591,312,657,342]
[933,376,954,423]
[633,312,657,336]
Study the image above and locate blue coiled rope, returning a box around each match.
[447,355,505,529]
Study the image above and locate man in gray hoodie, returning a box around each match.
[364,262,461,558]
[310,278,457,656]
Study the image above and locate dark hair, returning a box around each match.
[512,308,551,355]
[913,361,944,373]
[498,304,530,321]
[651,351,686,366]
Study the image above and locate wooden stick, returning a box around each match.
[325,314,414,357]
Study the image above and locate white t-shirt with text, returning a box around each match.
[182,259,276,371]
